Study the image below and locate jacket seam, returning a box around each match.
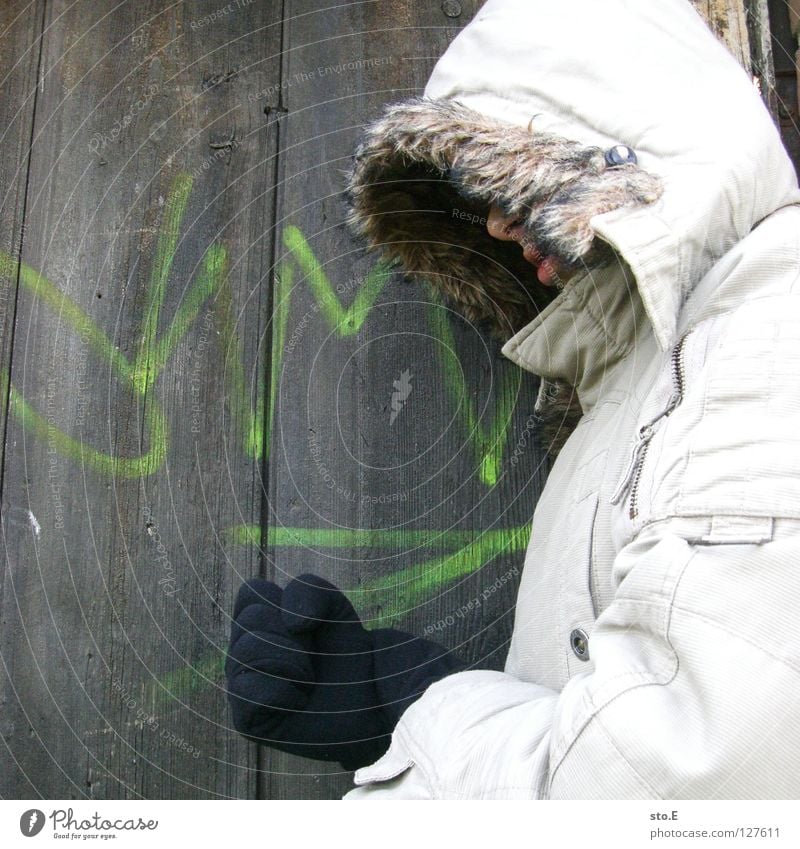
[584,712,664,799]
[669,603,800,676]
[582,291,636,364]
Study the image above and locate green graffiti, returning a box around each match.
[131,172,194,394]
[264,260,292,462]
[2,256,166,476]
[222,523,530,622]
[223,523,508,550]
[0,172,543,711]
[154,651,223,704]
[211,245,265,460]
[0,174,259,473]
[270,227,519,484]
[262,228,394,462]
[0,171,529,482]
[221,522,531,624]
[151,521,532,704]
[0,235,231,476]
[282,226,390,337]
[424,293,520,487]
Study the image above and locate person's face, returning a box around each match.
[486,204,573,288]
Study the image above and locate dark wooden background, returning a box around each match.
[0,0,792,800]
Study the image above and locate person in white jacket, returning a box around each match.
[226,0,800,799]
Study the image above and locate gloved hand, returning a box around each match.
[225,574,467,770]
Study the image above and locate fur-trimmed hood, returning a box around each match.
[344,0,800,353]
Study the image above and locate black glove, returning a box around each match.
[225,574,467,770]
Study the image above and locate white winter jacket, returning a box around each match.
[343,0,800,799]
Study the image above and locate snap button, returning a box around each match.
[570,628,590,661]
[604,144,638,167]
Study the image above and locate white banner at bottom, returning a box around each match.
[1,799,797,848]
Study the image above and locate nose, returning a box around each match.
[486,204,520,241]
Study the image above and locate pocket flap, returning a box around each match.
[701,515,774,544]
[352,742,415,786]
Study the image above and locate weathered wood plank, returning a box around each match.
[262,0,547,799]
[690,0,753,67]
[0,0,281,798]
[0,0,47,793]
[746,0,779,118]
[763,0,800,171]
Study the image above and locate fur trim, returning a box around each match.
[534,378,584,459]
[344,96,663,338]
[343,97,664,457]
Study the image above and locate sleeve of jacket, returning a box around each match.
[345,515,800,799]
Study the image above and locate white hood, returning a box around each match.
[422,0,800,349]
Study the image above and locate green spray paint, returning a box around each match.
[210,244,266,461]
[268,227,521,485]
[282,226,390,337]
[424,292,520,486]
[261,228,394,461]
[0,236,234,476]
[221,522,531,624]
[223,523,510,550]
[132,173,194,394]
[0,175,259,473]
[152,520,532,703]
[0,255,168,476]
[263,260,293,462]
[0,173,530,480]
[1,173,543,708]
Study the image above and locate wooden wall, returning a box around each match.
[0,0,784,800]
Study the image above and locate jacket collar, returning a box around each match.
[500,259,649,413]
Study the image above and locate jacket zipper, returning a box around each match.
[610,333,688,519]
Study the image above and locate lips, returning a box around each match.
[535,256,559,286]
[507,222,560,286]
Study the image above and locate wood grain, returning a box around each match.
[0,0,280,799]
